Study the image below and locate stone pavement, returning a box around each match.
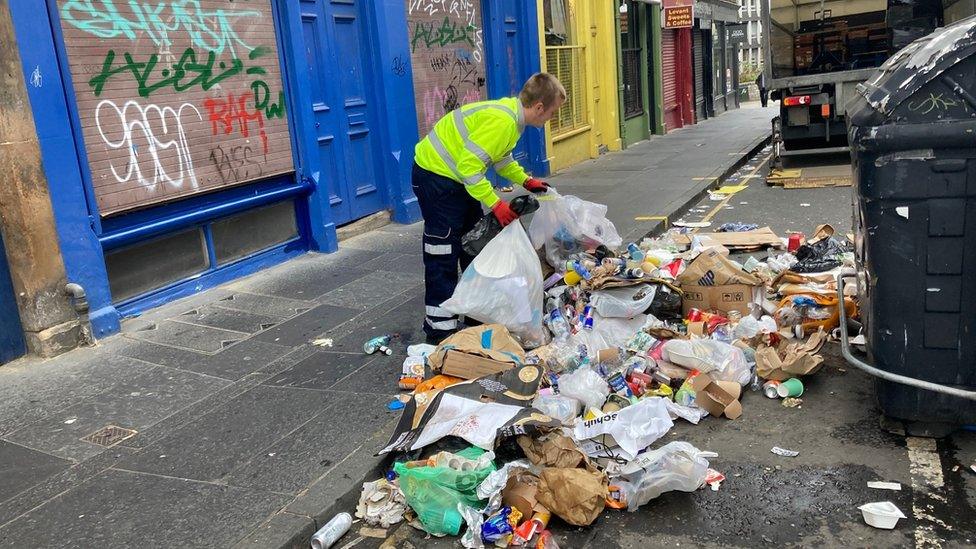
[0,104,775,549]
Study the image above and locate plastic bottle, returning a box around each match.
[310,512,352,549]
[546,308,571,343]
[363,335,392,355]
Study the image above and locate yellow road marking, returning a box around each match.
[693,153,771,234]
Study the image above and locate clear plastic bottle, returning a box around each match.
[546,308,571,343]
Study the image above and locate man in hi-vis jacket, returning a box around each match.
[413,73,566,342]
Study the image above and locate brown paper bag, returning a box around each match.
[536,467,608,526]
[517,433,587,469]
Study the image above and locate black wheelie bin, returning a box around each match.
[846,16,976,436]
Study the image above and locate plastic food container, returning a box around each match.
[858,501,906,529]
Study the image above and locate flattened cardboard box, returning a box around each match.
[440,350,516,379]
[682,284,756,316]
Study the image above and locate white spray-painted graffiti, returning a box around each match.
[57,0,293,214]
[29,66,42,88]
[60,0,260,58]
[95,99,202,192]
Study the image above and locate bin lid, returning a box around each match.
[858,15,976,116]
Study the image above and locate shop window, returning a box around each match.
[544,0,588,135]
[620,1,644,119]
[106,229,208,303]
[212,201,299,265]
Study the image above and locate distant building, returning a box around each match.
[738,0,763,69]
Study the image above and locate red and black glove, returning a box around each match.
[523,178,551,194]
[491,200,519,227]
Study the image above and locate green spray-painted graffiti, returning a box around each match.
[88,47,267,97]
[410,16,477,52]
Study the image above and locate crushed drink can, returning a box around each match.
[687,308,704,322]
[762,380,782,399]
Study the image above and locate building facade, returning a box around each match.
[538,0,622,172]
[738,0,763,69]
[0,0,545,364]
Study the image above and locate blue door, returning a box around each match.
[299,0,387,226]
[483,0,547,177]
[0,233,26,364]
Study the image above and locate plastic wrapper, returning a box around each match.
[442,222,545,347]
[556,366,610,410]
[459,504,486,549]
[648,283,683,321]
[476,459,534,515]
[662,338,752,386]
[589,284,656,319]
[612,442,712,511]
[569,312,648,357]
[792,238,848,273]
[461,195,540,257]
[528,190,622,267]
[572,397,674,459]
[532,393,582,425]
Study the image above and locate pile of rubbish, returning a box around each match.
[339,191,859,547]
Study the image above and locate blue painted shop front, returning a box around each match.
[6,0,542,341]
[0,233,26,364]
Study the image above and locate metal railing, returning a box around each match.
[545,45,588,135]
[622,48,644,119]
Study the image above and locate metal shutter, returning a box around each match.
[693,30,706,122]
[662,29,680,131]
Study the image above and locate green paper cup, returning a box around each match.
[777,377,804,398]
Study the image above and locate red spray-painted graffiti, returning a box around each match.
[202,93,269,155]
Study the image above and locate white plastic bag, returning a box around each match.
[612,441,712,511]
[573,397,674,460]
[662,338,751,386]
[528,190,622,267]
[590,284,657,319]
[532,393,583,425]
[557,366,610,410]
[441,222,545,347]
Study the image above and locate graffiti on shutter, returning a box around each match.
[56,0,293,216]
[406,0,487,137]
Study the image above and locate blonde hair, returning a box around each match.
[520,73,567,109]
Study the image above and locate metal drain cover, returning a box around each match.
[81,425,138,447]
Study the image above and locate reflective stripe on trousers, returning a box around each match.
[412,162,483,339]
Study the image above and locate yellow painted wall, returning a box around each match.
[539,0,622,173]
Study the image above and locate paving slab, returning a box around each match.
[115,337,292,381]
[252,304,362,348]
[4,366,229,462]
[0,354,153,437]
[0,441,71,505]
[117,385,335,483]
[0,469,289,549]
[227,250,379,301]
[128,319,247,353]
[224,392,390,495]
[317,270,423,311]
[212,292,315,319]
[174,303,287,334]
[263,351,381,391]
[357,252,425,277]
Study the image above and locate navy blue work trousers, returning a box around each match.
[412,163,484,340]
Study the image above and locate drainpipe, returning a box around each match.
[616,1,627,148]
[64,283,93,345]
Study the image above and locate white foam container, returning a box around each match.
[858,501,906,529]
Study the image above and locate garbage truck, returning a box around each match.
[762,0,976,166]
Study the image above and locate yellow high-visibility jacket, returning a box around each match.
[414,97,530,208]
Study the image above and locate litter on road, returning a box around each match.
[328,188,864,547]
